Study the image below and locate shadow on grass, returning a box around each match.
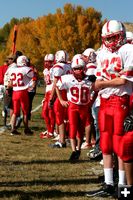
[0,177,100,188]
[11,159,94,165]
[0,189,87,199]
[29,126,43,131]
[0,159,98,167]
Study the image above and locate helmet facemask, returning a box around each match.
[82,48,96,63]
[44,61,53,69]
[71,57,85,80]
[83,52,96,64]
[102,20,126,52]
[73,67,85,80]
[102,32,125,52]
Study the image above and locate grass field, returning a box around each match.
[0,86,115,200]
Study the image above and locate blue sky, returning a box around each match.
[0,0,133,28]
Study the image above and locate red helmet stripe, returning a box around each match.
[106,21,110,33]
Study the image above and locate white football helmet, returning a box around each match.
[82,48,96,63]
[102,20,126,52]
[44,54,54,61]
[17,55,28,67]
[71,57,85,69]
[55,50,69,63]
[71,58,85,80]
[126,31,133,44]
[71,54,83,61]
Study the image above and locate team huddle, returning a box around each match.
[0,19,133,198]
[41,20,133,198]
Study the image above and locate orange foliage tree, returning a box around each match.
[0,3,103,72]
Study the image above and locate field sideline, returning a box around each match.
[0,86,114,200]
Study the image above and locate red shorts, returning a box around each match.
[12,90,29,115]
[68,102,90,139]
[99,95,129,155]
[119,131,133,162]
[54,90,68,126]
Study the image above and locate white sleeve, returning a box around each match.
[27,68,34,78]
[53,66,63,77]
[4,68,10,87]
[56,75,67,90]
[120,47,133,82]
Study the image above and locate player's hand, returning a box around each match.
[60,100,69,108]
[41,98,45,105]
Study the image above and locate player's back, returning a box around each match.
[9,66,33,91]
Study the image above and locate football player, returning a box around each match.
[41,53,55,138]
[56,57,96,161]
[8,55,34,135]
[87,20,133,197]
[81,48,98,150]
[49,50,71,148]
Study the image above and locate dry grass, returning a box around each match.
[0,87,114,200]
[124,22,133,32]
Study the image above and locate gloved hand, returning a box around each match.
[124,111,133,132]
[85,75,96,82]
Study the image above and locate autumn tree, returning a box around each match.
[0,3,103,71]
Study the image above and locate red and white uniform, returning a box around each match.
[42,67,55,134]
[85,63,97,76]
[43,68,53,93]
[51,62,71,125]
[57,74,93,139]
[51,62,71,79]
[96,43,133,156]
[85,61,98,104]
[9,66,34,115]
[4,63,17,87]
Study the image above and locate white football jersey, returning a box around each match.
[51,62,71,80]
[43,68,53,92]
[4,63,17,87]
[8,66,34,91]
[57,74,93,105]
[96,43,133,98]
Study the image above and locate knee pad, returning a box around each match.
[100,131,113,154]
